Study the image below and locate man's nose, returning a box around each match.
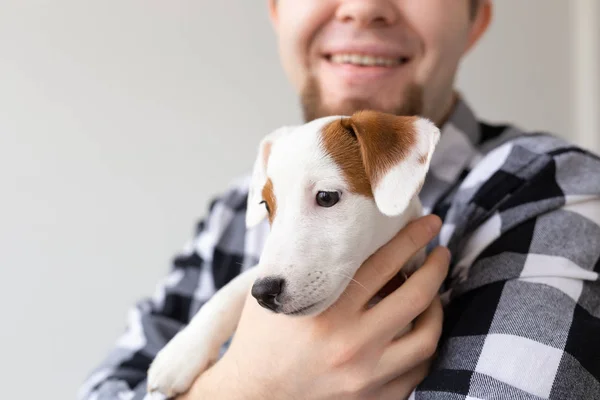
[251,277,285,312]
[335,0,398,28]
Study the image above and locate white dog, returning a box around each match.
[147,110,441,397]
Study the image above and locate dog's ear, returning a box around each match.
[342,111,440,216]
[246,126,294,228]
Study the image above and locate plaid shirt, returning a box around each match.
[79,99,600,400]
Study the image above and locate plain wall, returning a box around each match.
[0,1,597,398]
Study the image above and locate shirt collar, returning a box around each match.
[420,97,482,213]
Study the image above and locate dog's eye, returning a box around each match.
[259,200,270,214]
[316,191,340,207]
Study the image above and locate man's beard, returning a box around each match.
[300,75,424,122]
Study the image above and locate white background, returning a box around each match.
[0,1,598,398]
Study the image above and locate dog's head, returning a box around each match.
[246,110,440,316]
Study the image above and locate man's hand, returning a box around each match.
[180,214,449,400]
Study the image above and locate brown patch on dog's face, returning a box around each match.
[321,111,418,196]
[418,153,428,164]
[321,119,373,198]
[261,178,277,224]
[343,111,417,187]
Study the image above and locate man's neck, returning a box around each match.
[435,92,459,128]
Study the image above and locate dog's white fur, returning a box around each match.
[146,113,440,397]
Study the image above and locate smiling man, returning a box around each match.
[284,0,477,124]
[79,1,600,399]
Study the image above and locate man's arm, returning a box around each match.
[416,138,600,399]
[77,183,251,400]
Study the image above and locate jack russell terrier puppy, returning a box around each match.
[147,110,441,398]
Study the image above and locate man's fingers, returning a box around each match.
[363,246,449,339]
[341,214,442,308]
[372,296,443,383]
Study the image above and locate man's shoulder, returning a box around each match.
[475,120,595,161]
[209,174,252,214]
[192,174,251,249]
[441,120,600,255]
[470,121,600,189]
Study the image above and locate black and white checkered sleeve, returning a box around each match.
[415,135,600,399]
[77,181,251,400]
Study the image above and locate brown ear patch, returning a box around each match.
[343,111,417,186]
[321,119,373,198]
[321,111,418,196]
[261,178,277,224]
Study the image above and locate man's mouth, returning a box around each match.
[324,53,410,68]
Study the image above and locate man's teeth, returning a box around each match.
[329,54,402,67]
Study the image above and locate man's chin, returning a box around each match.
[300,77,424,122]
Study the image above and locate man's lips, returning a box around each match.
[320,52,412,85]
[324,53,410,68]
[321,42,413,67]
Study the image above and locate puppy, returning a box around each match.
[147,110,441,397]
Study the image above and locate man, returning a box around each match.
[79,1,600,399]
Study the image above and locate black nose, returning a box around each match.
[251,277,285,311]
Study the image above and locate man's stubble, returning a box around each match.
[300,74,425,122]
